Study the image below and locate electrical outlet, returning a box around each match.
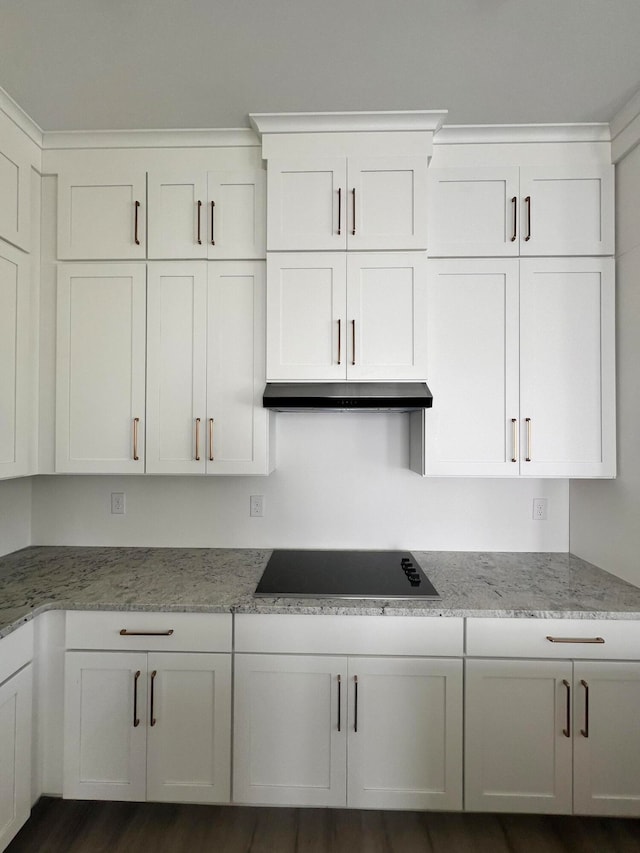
[533,498,548,521]
[250,495,264,517]
[111,492,126,515]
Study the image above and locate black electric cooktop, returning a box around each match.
[254,550,440,600]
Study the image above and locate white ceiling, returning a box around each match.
[1,0,640,131]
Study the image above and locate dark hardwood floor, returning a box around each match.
[7,798,640,853]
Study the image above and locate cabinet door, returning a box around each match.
[267,158,346,250]
[0,664,32,851]
[0,138,30,251]
[207,261,271,474]
[63,652,147,801]
[427,167,520,257]
[465,659,573,814]
[233,654,347,806]
[207,171,266,259]
[147,170,207,259]
[57,168,147,259]
[146,652,231,804]
[56,264,146,473]
[573,663,640,817]
[348,157,428,250]
[425,259,519,476]
[520,165,614,256]
[347,657,462,811]
[266,252,347,380]
[0,242,30,479]
[146,262,207,474]
[519,258,615,477]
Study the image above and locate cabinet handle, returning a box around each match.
[525,196,531,241]
[209,418,214,461]
[134,201,141,245]
[337,674,341,732]
[546,636,605,644]
[150,670,157,727]
[337,188,342,236]
[351,320,356,366]
[354,675,358,733]
[351,188,356,236]
[133,417,140,461]
[210,200,216,245]
[133,670,141,727]
[120,629,175,636]
[511,196,517,242]
[580,679,589,738]
[195,417,201,461]
[562,679,571,738]
[337,319,342,365]
[197,200,202,245]
[511,418,518,462]
[525,417,531,462]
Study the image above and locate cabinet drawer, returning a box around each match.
[235,614,463,656]
[466,618,640,660]
[65,611,232,652]
[0,622,34,685]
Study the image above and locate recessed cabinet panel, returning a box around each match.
[148,171,207,259]
[0,146,30,251]
[0,665,32,851]
[208,171,266,259]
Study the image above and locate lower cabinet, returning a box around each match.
[63,651,231,803]
[0,664,32,852]
[233,653,463,810]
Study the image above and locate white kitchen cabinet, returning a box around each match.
[146,260,272,475]
[267,156,427,251]
[56,263,146,473]
[0,664,32,853]
[0,137,30,252]
[425,257,615,478]
[147,169,266,260]
[0,241,30,479]
[428,164,614,257]
[57,167,147,260]
[267,252,427,381]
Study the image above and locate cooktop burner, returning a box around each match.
[254,550,440,600]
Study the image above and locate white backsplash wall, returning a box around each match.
[0,478,32,556]
[32,414,569,550]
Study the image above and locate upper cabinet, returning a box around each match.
[267,156,428,251]
[147,169,266,260]
[0,137,31,252]
[428,164,614,257]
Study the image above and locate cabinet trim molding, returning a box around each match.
[250,110,448,136]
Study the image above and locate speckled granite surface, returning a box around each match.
[1,546,640,639]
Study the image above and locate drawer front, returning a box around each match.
[0,621,34,685]
[66,611,232,652]
[235,614,464,656]
[466,618,640,660]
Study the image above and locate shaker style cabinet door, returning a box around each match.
[57,167,147,260]
[56,264,146,473]
[0,665,32,851]
[0,137,30,252]
[147,170,208,260]
[207,171,266,259]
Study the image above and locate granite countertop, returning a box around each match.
[2,546,640,639]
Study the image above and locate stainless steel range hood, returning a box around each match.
[263,382,433,412]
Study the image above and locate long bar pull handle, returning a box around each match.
[134,201,141,245]
[354,675,359,733]
[511,196,517,242]
[351,320,356,366]
[337,188,342,236]
[197,200,202,245]
[511,418,518,463]
[337,319,342,365]
[209,418,214,462]
[351,188,356,236]
[580,680,589,738]
[562,679,571,738]
[210,201,216,245]
[133,670,141,727]
[525,417,531,462]
[337,674,341,732]
[195,417,201,461]
[133,417,140,461]
[120,629,174,637]
[525,196,531,241]
[150,670,157,727]
[547,636,605,644]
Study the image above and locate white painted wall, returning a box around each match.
[570,142,640,585]
[0,478,32,556]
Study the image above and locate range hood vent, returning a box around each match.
[263,382,433,413]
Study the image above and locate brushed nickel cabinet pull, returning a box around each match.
[210,200,215,245]
[120,629,175,637]
[351,320,356,366]
[133,670,141,727]
[525,196,531,241]
[562,679,571,738]
[354,675,359,733]
[580,679,589,738]
[134,201,141,245]
[195,417,201,461]
[546,636,605,644]
[150,670,157,727]
[511,196,517,242]
[337,319,342,365]
[337,674,342,732]
[511,418,518,462]
[351,188,356,236]
[209,418,214,461]
[525,417,531,462]
[337,188,342,236]
[133,417,140,461]
[197,200,202,245]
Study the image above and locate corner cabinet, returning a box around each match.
[0,132,31,252]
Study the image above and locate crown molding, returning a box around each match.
[0,85,43,147]
[41,127,259,150]
[610,87,640,163]
[434,123,611,146]
[249,110,448,136]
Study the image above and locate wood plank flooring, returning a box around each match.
[7,798,640,853]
